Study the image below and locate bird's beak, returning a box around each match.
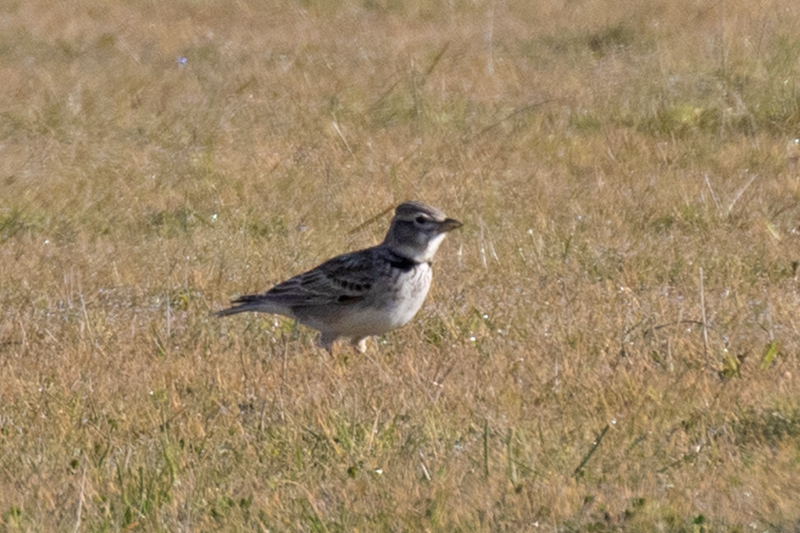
[439,218,463,232]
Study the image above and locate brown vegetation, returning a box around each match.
[2,0,800,530]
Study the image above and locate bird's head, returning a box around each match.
[384,201,462,263]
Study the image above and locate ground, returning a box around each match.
[2,0,800,530]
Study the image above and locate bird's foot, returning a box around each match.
[352,337,369,353]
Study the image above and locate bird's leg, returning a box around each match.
[318,332,337,355]
[352,337,369,353]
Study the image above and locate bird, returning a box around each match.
[216,200,462,353]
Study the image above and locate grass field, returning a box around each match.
[2,0,800,530]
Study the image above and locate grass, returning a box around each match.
[2,0,800,530]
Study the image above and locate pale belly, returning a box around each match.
[302,264,432,338]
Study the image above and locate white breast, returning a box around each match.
[386,264,432,329]
[313,263,433,339]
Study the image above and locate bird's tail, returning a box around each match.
[214,306,249,317]
[214,295,286,317]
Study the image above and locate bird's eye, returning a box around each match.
[415,216,427,224]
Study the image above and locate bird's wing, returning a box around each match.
[259,248,382,308]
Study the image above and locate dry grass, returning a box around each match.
[2,0,800,530]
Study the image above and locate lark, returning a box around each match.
[216,201,462,352]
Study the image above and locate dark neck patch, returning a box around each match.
[389,255,420,272]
